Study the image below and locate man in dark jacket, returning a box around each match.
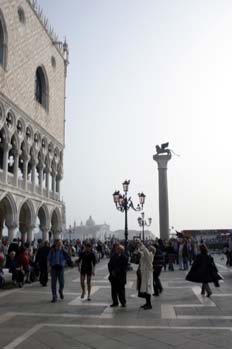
[153,245,164,296]
[36,240,50,287]
[108,244,128,307]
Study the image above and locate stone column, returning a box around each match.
[27,226,35,244]
[31,159,37,193]
[23,155,29,191]
[51,171,56,195]
[153,153,172,240]
[13,150,19,187]
[3,143,11,183]
[38,164,44,195]
[21,231,27,243]
[53,229,61,240]
[45,167,50,198]
[7,224,17,243]
[41,226,49,241]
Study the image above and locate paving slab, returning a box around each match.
[1,255,232,348]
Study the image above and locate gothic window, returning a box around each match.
[6,112,13,129]
[34,132,40,145]
[48,142,53,154]
[0,10,7,68]
[35,67,49,110]
[17,120,23,136]
[26,126,32,142]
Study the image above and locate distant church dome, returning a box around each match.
[86,215,95,227]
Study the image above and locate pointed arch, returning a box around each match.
[0,192,17,225]
[1,123,10,144]
[37,204,49,229]
[18,198,36,230]
[51,207,62,232]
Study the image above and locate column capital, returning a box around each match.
[22,154,30,162]
[12,148,19,157]
[6,222,17,230]
[153,153,172,169]
[30,158,38,167]
[37,162,44,171]
[4,142,12,151]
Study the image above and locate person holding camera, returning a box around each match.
[136,241,155,310]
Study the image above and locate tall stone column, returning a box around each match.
[27,226,34,244]
[21,231,27,243]
[7,224,17,243]
[41,226,49,241]
[53,230,61,240]
[153,153,172,240]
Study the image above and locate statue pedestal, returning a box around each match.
[153,153,172,241]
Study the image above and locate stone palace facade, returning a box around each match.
[0,0,68,242]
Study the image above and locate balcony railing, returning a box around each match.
[18,178,24,190]
[7,173,14,186]
[1,172,60,202]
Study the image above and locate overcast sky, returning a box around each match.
[39,0,232,235]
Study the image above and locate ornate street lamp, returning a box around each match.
[138,212,152,242]
[112,180,145,258]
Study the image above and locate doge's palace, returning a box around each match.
[0,0,68,242]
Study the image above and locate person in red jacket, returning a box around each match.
[17,247,30,285]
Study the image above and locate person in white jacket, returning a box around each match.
[136,241,155,310]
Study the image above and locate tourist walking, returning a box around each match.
[108,244,128,307]
[36,240,50,287]
[48,239,69,303]
[136,241,154,310]
[186,244,222,297]
[153,244,164,296]
[77,242,96,301]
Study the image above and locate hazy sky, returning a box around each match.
[39,0,232,235]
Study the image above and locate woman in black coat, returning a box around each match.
[186,244,222,297]
[108,244,128,307]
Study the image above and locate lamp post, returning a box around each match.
[137,212,152,242]
[113,180,145,257]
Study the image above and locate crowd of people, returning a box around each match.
[0,235,226,307]
[0,238,105,290]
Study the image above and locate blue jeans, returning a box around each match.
[51,267,64,298]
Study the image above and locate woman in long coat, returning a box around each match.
[186,244,222,297]
[108,244,128,307]
[137,242,154,310]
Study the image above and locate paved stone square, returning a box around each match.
[1,255,232,348]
